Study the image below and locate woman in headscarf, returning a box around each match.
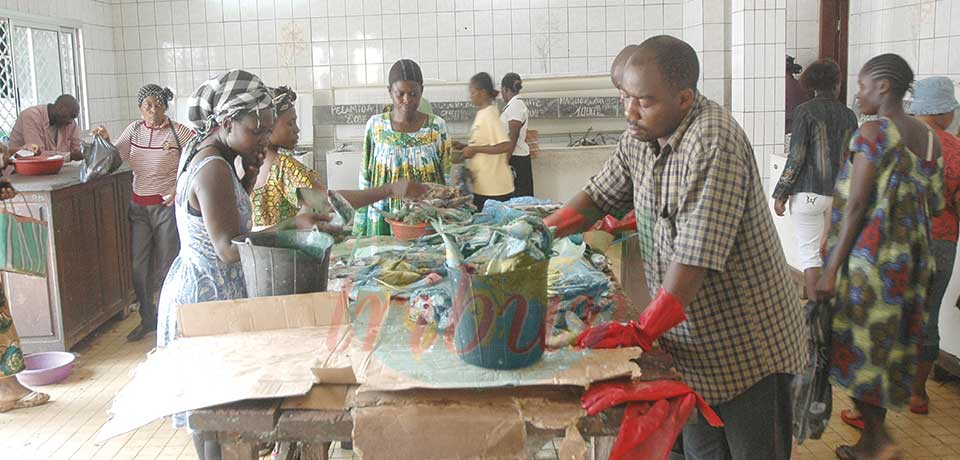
[353,59,451,237]
[93,84,196,342]
[0,146,49,412]
[251,86,427,228]
[154,70,332,459]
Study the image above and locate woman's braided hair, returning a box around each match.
[861,53,914,99]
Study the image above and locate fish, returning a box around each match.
[433,218,463,269]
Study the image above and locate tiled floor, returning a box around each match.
[2,313,960,460]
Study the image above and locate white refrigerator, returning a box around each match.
[325,146,363,191]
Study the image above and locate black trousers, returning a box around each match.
[682,373,794,460]
[509,155,534,197]
[129,202,179,328]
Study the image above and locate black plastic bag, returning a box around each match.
[792,299,833,443]
[80,134,122,183]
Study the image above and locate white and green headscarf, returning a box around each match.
[186,69,273,138]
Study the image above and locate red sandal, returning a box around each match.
[840,408,865,430]
[909,395,929,415]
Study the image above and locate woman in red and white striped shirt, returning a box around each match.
[94,84,195,342]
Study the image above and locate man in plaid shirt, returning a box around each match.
[546,36,806,459]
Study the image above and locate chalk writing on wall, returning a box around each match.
[523,98,559,119]
[558,97,621,118]
[314,96,624,126]
[433,101,476,123]
[317,103,383,125]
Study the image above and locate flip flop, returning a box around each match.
[0,391,50,413]
[910,395,929,415]
[840,408,865,430]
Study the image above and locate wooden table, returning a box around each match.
[190,237,657,459]
[189,385,624,460]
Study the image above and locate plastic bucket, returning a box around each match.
[449,259,549,369]
[232,229,335,297]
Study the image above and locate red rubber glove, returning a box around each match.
[576,288,686,351]
[636,288,686,344]
[544,207,586,239]
[582,380,723,460]
[611,400,669,458]
[611,210,637,233]
[610,394,697,460]
[575,320,652,350]
[590,215,621,233]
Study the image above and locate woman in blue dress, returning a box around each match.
[155,70,332,459]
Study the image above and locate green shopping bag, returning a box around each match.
[0,197,48,277]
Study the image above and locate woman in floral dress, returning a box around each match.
[352,59,450,237]
[817,54,943,460]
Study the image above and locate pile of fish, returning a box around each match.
[296,187,355,227]
[374,183,475,225]
[429,214,554,275]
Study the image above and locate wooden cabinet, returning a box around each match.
[4,168,135,352]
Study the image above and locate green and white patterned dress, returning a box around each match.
[352,113,451,237]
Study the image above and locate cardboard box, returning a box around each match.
[99,292,355,441]
[352,387,592,460]
[342,291,646,460]
[100,289,652,460]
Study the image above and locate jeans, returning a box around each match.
[923,240,956,361]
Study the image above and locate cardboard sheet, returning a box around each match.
[176,291,350,337]
[352,387,589,460]
[98,293,355,442]
[345,291,642,392]
[280,384,355,411]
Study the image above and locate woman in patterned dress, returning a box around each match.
[251,86,426,228]
[0,155,49,412]
[352,59,451,237]
[817,54,943,460]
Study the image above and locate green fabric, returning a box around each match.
[352,113,451,237]
[418,98,434,115]
[0,210,48,277]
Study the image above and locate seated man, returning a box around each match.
[8,94,83,160]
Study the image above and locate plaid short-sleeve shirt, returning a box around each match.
[585,94,807,404]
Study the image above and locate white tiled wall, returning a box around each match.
[731,0,786,190]
[786,0,819,67]
[0,0,127,135]
[847,0,953,110]
[683,0,731,108]
[111,0,702,145]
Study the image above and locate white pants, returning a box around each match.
[790,192,832,272]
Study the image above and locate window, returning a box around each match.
[0,16,84,138]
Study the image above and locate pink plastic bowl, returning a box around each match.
[16,352,76,386]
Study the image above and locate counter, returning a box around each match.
[4,163,135,352]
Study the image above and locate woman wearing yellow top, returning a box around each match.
[456,72,514,209]
[251,86,426,228]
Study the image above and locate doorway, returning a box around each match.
[819,0,850,102]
